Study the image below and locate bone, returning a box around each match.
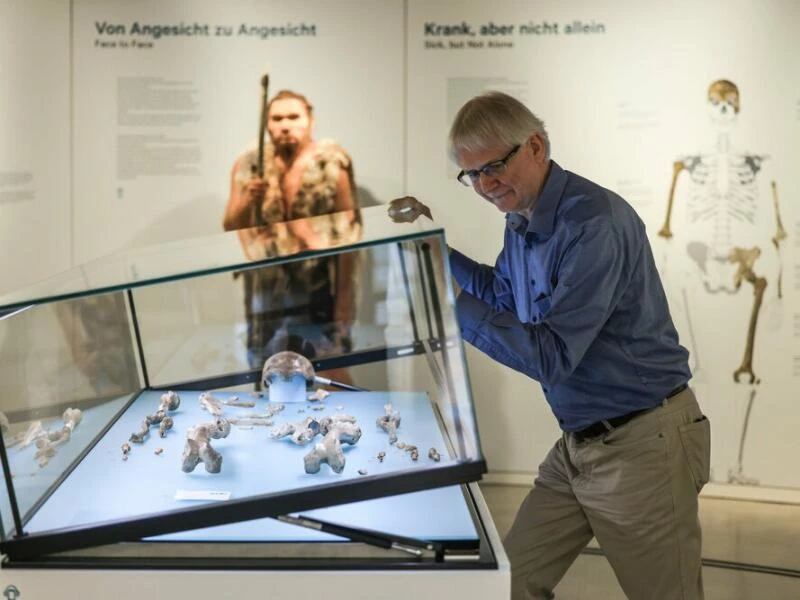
[261,351,316,388]
[131,392,180,443]
[138,394,179,442]
[30,409,83,467]
[228,416,273,427]
[376,403,401,444]
[658,160,685,239]
[270,416,321,445]
[181,418,231,474]
[221,397,256,408]
[199,391,224,416]
[308,388,330,402]
[158,416,174,438]
[387,196,433,223]
[17,421,45,449]
[304,435,345,474]
[728,247,767,384]
[303,423,361,474]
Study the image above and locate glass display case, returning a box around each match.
[0,206,505,591]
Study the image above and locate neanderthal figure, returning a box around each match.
[658,79,787,484]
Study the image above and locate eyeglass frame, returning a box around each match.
[456,144,521,187]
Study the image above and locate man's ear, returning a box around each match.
[528,133,546,162]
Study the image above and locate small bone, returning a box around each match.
[222,397,256,408]
[199,392,224,416]
[376,403,401,444]
[156,415,171,437]
[181,418,231,473]
[228,416,273,427]
[271,416,321,445]
[132,393,180,443]
[308,389,330,402]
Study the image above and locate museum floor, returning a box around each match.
[480,483,800,599]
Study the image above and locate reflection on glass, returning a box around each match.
[0,293,140,538]
[236,210,363,387]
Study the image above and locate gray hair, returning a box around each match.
[448,91,550,161]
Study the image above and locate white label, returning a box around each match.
[175,489,231,501]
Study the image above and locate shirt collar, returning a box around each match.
[505,160,567,239]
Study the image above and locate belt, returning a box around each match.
[572,383,688,442]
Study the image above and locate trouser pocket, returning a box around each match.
[678,415,711,492]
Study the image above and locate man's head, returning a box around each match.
[449,91,550,214]
[267,90,315,157]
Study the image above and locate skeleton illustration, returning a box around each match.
[658,79,787,484]
[130,391,180,443]
[181,417,231,474]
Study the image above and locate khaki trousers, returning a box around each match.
[505,387,710,599]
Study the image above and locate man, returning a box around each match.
[404,91,710,599]
[224,90,359,377]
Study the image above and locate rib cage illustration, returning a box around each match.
[658,79,787,486]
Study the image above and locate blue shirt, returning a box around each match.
[450,160,691,431]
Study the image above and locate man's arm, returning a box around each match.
[458,219,630,387]
[450,247,516,313]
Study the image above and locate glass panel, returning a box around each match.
[0,292,141,539]
[0,206,484,556]
[0,208,440,312]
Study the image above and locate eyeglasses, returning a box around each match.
[456,145,521,187]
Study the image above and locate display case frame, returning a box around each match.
[0,206,488,564]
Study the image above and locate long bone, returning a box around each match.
[728,247,766,384]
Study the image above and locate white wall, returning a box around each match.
[405,0,800,490]
[0,0,71,293]
[1,0,799,495]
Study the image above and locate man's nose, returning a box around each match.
[478,172,498,192]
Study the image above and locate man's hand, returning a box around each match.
[388,196,433,223]
[244,176,267,206]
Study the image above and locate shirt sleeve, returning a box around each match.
[457,220,635,386]
[449,247,517,314]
